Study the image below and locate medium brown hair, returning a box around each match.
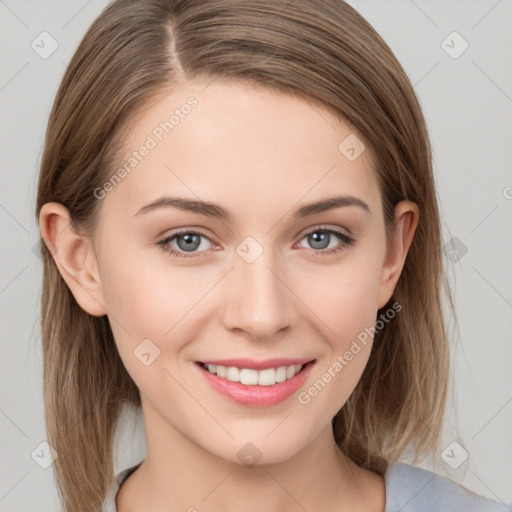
[36,1,452,510]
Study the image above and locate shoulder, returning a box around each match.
[384,462,509,512]
[101,463,141,512]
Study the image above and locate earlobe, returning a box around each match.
[377,200,419,309]
[38,202,107,317]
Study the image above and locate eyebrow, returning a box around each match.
[134,195,371,221]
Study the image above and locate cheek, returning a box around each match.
[100,244,208,335]
[98,244,221,379]
[298,253,383,346]
[96,246,169,368]
[297,345,371,426]
[292,255,382,414]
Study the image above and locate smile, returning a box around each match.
[196,358,315,407]
[202,363,303,386]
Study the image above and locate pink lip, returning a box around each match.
[196,360,315,407]
[198,358,313,370]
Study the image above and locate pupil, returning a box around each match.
[310,232,329,249]
[178,234,200,252]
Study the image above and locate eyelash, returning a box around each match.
[156,226,355,260]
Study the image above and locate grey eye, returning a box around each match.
[306,231,332,250]
[176,233,202,252]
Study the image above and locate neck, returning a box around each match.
[116,401,385,512]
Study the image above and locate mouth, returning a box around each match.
[195,358,316,407]
[199,361,307,385]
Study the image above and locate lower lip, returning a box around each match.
[196,361,315,407]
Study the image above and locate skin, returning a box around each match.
[40,80,418,512]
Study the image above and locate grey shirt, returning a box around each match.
[102,461,509,511]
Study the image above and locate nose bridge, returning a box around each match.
[222,239,295,339]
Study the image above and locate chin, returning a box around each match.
[198,428,313,467]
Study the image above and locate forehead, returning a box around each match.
[104,80,380,221]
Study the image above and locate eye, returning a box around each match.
[157,230,214,259]
[156,226,355,260]
[296,226,355,256]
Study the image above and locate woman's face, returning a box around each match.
[85,80,411,464]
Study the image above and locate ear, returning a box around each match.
[377,200,419,309]
[38,202,107,316]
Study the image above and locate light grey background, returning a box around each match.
[1,0,511,510]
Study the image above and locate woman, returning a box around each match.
[35,0,508,510]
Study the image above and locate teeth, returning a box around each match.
[258,368,275,386]
[226,366,240,382]
[203,363,304,386]
[239,368,258,385]
[275,366,287,383]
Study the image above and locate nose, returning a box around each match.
[221,247,297,341]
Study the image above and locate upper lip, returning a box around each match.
[197,358,315,370]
